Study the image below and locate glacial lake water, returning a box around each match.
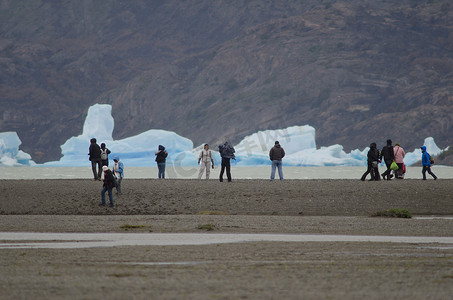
[1,165,452,180]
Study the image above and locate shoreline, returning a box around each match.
[2,165,453,179]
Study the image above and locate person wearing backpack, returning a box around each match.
[112,156,124,195]
[198,144,214,179]
[218,141,235,182]
[100,143,111,166]
[421,146,437,180]
[100,165,115,207]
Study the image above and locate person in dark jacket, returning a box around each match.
[421,146,437,180]
[100,143,111,167]
[88,138,102,180]
[155,145,168,179]
[100,165,115,207]
[218,141,235,182]
[269,141,285,181]
[361,142,381,181]
[380,139,395,180]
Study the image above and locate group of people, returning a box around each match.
[196,140,285,182]
[361,139,437,181]
[90,138,285,205]
[89,139,171,207]
[196,141,236,182]
[88,138,124,207]
[149,140,284,182]
[90,136,438,206]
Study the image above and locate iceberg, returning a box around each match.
[233,126,366,166]
[403,137,444,166]
[0,103,448,167]
[44,104,195,166]
[0,132,35,166]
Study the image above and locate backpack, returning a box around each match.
[104,170,115,188]
[101,149,108,160]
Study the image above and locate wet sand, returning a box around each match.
[0,179,452,299]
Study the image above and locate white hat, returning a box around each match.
[102,166,109,172]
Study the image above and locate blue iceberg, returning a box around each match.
[0,132,35,166]
[0,104,447,167]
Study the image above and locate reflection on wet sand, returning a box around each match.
[1,232,453,249]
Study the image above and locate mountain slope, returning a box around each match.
[1,0,452,162]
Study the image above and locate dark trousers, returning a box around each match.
[395,163,404,178]
[101,186,114,206]
[361,163,380,181]
[219,158,231,182]
[91,159,102,180]
[157,162,166,179]
[382,160,392,180]
[422,166,437,180]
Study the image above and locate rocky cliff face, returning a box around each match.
[1,0,452,163]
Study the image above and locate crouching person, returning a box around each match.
[100,165,115,207]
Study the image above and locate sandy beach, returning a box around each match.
[1,178,453,216]
[0,179,452,299]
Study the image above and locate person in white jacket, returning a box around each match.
[198,144,214,179]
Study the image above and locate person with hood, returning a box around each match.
[393,143,406,179]
[155,145,168,179]
[112,156,124,195]
[100,165,115,207]
[198,144,214,179]
[421,146,437,180]
[380,139,395,180]
[88,138,102,180]
[218,141,235,182]
[100,143,111,167]
[361,142,381,181]
[269,141,285,181]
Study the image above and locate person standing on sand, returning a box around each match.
[155,145,168,179]
[361,142,380,181]
[380,139,395,180]
[421,146,437,180]
[198,144,214,179]
[100,143,111,167]
[88,138,102,181]
[100,165,115,207]
[269,141,285,181]
[219,141,235,182]
[393,143,406,179]
[112,156,124,195]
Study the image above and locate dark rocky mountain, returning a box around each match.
[1,0,452,163]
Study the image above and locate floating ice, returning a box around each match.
[0,104,448,167]
[234,127,366,166]
[403,137,444,166]
[44,104,195,166]
[0,132,34,166]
